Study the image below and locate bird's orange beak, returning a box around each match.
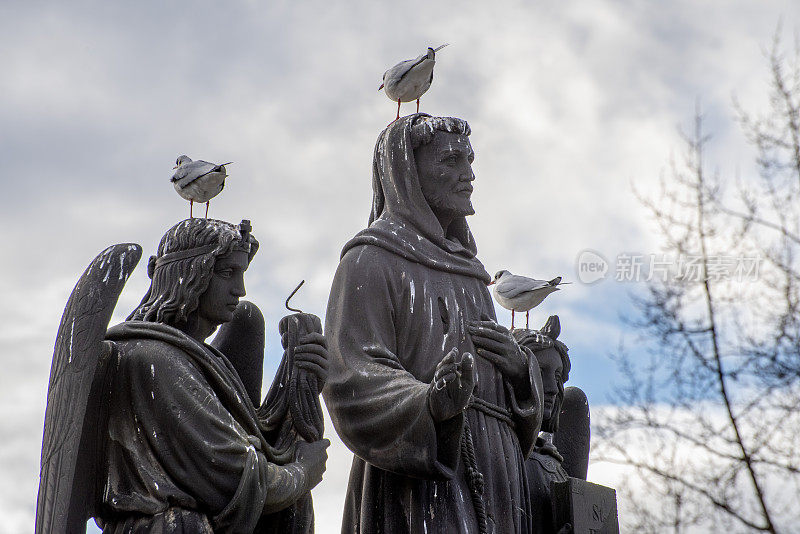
[378,83,384,91]
[487,280,495,286]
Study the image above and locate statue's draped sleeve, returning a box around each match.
[104,336,308,533]
[323,248,463,479]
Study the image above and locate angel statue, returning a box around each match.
[514,316,592,534]
[36,218,330,534]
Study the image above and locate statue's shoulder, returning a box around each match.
[339,243,399,276]
[109,330,197,380]
[341,242,393,263]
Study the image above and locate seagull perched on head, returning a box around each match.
[489,270,570,329]
[171,155,232,218]
[380,44,448,121]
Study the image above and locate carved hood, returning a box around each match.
[341,113,491,284]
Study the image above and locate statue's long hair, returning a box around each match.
[513,315,570,433]
[128,219,255,327]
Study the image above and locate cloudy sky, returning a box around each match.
[3,1,799,532]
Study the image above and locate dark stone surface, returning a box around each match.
[324,114,544,534]
[36,218,329,533]
[552,477,619,534]
[515,316,597,533]
[555,386,591,480]
[212,299,266,406]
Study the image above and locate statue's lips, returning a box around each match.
[455,185,473,195]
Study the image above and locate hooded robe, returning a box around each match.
[98,321,310,533]
[324,114,544,534]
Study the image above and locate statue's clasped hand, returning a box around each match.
[428,348,476,422]
[468,320,529,396]
[291,332,329,385]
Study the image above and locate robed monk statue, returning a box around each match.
[324,114,545,534]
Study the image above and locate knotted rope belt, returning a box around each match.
[469,396,515,428]
[460,396,516,534]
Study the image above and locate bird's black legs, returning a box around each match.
[190,200,194,218]
[511,311,515,329]
[416,98,420,113]
[205,201,210,218]
[526,311,529,329]
[396,99,401,120]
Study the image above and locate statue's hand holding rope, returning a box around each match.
[468,320,530,399]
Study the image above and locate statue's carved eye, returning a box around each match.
[216,268,233,278]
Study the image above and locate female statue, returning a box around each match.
[37,218,329,534]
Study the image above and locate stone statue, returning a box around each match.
[36,218,330,534]
[515,316,616,534]
[514,316,579,533]
[324,114,544,533]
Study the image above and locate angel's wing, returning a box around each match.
[553,386,590,480]
[36,243,142,534]
[211,300,266,407]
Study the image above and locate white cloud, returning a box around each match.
[3,0,800,531]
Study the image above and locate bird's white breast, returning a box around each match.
[173,172,226,202]
[492,285,558,312]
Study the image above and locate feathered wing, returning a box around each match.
[385,56,424,87]
[553,386,590,480]
[496,275,549,299]
[211,300,266,407]
[36,243,142,534]
[171,160,218,189]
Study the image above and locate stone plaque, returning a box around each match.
[552,477,619,534]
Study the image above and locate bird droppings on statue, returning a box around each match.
[170,155,232,218]
[489,270,570,329]
[380,44,449,121]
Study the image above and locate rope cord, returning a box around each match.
[461,419,488,534]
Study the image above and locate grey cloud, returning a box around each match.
[3,1,800,532]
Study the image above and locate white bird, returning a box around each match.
[380,44,448,121]
[489,270,570,329]
[170,155,232,218]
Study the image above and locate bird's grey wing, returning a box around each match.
[496,275,548,299]
[173,161,217,189]
[553,386,590,480]
[386,56,425,84]
[170,165,189,183]
[36,243,142,534]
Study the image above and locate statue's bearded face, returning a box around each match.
[197,250,249,328]
[534,347,564,423]
[414,131,476,218]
